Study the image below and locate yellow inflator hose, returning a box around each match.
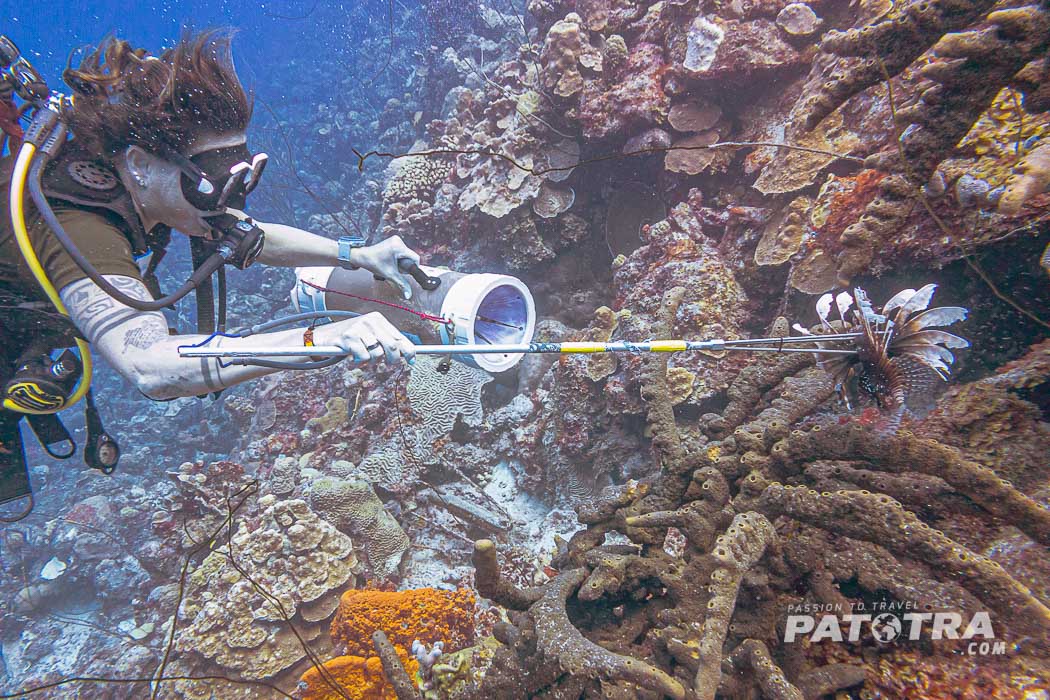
[4,141,93,414]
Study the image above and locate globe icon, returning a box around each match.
[871,613,902,643]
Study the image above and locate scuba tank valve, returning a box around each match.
[1,35,120,523]
[0,36,49,102]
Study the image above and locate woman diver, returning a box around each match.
[1,30,418,398]
[0,30,417,513]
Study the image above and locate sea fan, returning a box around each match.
[793,284,969,411]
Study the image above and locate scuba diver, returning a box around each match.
[0,30,420,519]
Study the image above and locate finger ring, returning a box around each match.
[366,342,382,351]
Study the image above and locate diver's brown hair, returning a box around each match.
[63,29,252,159]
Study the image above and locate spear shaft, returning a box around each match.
[179,334,863,359]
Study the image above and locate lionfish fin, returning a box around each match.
[816,293,835,330]
[835,291,854,323]
[898,283,937,322]
[898,307,968,336]
[854,286,893,352]
[889,356,939,418]
[897,346,954,378]
[891,330,970,350]
[882,288,916,318]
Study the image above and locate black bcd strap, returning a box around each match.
[188,237,225,399]
[190,236,216,335]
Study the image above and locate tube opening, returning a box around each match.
[441,274,536,373]
[462,280,535,372]
[474,284,530,348]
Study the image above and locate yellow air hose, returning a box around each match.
[5,141,93,414]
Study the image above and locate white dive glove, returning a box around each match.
[313,312,417,365]
[349,235,422,300]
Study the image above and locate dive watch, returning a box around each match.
[338,234,367,269]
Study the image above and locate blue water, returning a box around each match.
[3,0,396,95]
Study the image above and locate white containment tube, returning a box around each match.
[292,265,536,373]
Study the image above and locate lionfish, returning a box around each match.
[793,284,969,413]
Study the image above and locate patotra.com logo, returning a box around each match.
[783,600,1006,656]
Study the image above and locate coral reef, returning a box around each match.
[578,42,669,141]
[422,636,500,700]
[307,475,411,581]
[383,152,454,205]
[921,338,1050,488]
[790,1,1050,287]
[299,587,476,700]
[450,294,1050,697]
[163,459,258,548]
[174,497,357,680]
[7,0,1050,698]
[540,13,603,100]
[798,0,1002,130]
[1000,140,1050,216]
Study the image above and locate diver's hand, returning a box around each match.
[348,236,421,300]
[313,312,416,365]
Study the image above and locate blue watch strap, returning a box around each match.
[338,235,367,263]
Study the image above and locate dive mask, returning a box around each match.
[170,144,268,212]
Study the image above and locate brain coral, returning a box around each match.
[357,447,413,493]
[407,355,493,443]
[307,475,410,581]
[349,357,495,501]
[175,498,357,680]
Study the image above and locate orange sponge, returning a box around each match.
[299,655,418,700]
[300,587,476,700]
[331,587,476,657]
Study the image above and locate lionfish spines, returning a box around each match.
[798,284,969,412]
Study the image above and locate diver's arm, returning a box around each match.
[252,220,342,267]
[60,276,414,401]
[250,218,421,299]
[60,275,310,398]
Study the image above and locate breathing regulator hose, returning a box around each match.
[27,161,230,312]
[5,141,93,414]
